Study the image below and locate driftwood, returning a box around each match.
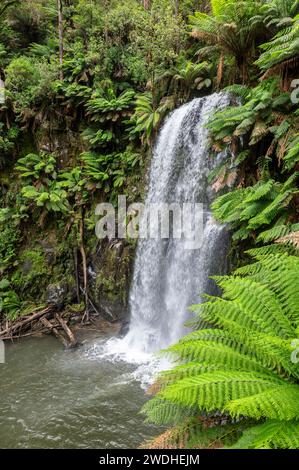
[79,215,89,323]
[79,286,115,321]
[0,306,78,348]
[74,248,80,303]
[40,317,69,348]
[0,307,52,339]
[55,314,77,347]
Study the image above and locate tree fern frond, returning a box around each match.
[142,397,197,426]
[145,254,299,448]
[231,420,299,449]
[246,244,298,256]
[227,384,299,420]
[257,223,299,244]
[159,370,286,414]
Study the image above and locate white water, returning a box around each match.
[103,93,230,376]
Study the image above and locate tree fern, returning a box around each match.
[256,15,299,73]
[144,417,243,449]
[231,419,299,449]
[189,1,264,83]
[211,174,298,241]
[257,222,299,243]
[284,135,299,170]
[86,88,134,123]
[143,253,299,448]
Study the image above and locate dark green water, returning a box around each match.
[0,333,158,449]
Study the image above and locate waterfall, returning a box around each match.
[105,93,230,365]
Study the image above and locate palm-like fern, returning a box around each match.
[207,78,292,150]
[251,0,299,29]
[0,0,19,18]
[143,253,299,449]
[207,78,299,197]
[211,173,298,241]
[15,152,57,181]
[128,92,174,145]
[284,134,299,170]
[190,0,265,83]
[86,87,135,123]
[256,14,299,76]
[154,61,213,102]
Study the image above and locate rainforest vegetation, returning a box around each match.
[0,0,299,450]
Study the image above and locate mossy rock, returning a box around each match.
[89,239,135,321]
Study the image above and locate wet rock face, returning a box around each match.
[88,239,136,322]
[46,282,74,310]
[39,239,56,266]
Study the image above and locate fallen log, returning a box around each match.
[55,314,77,348]
[0,327,50,341]
[0,307,52,339]
[40,317,69,348]
[79,286,114,321]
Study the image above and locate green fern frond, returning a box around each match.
[257,223,299,244]
[230,420,299,449]
[145,254,299,448]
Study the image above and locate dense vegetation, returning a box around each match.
[0,0,197,319]
[0,0,299,449]
[142,0,299,449]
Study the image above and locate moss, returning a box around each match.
[10,228,76,304]
[90,241,135,318]
[11,247,51,299]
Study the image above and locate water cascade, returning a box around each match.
[106,93,230,364]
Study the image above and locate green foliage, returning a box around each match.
[129,92,161,143]
[54,81,92,107]
[256,14,299,73]
[0,1,20,19]
[284,135,299,170]
[11,248,50,299]
[16,152,57,180]
[212,174,298,240]
[0,124,19,162]
[257,222,299,244]
[0,209,20,273]
[144,416,244,449]
[128,92,175,144]
[6,57,40,92]
[21,184,69,214]
[230,420,299,449]
[207,78,293,152]
[15,152,69,215]
[251,0,299,29]
[155,60,213,103]
[190,0,265,83]
[5,56,59,113]
[144,253,299,449]
[81,128,114,148]
[0,279,21,320]
[1,0,299,450]
[86,87,135,123]
[81,149,140,199]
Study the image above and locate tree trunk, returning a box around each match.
[57,0,64,80]
[174,0,179,18]
[0,77,5,104]
[217,53,224,88]
[79,213,89,322]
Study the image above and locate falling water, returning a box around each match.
[105,93,230,367]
